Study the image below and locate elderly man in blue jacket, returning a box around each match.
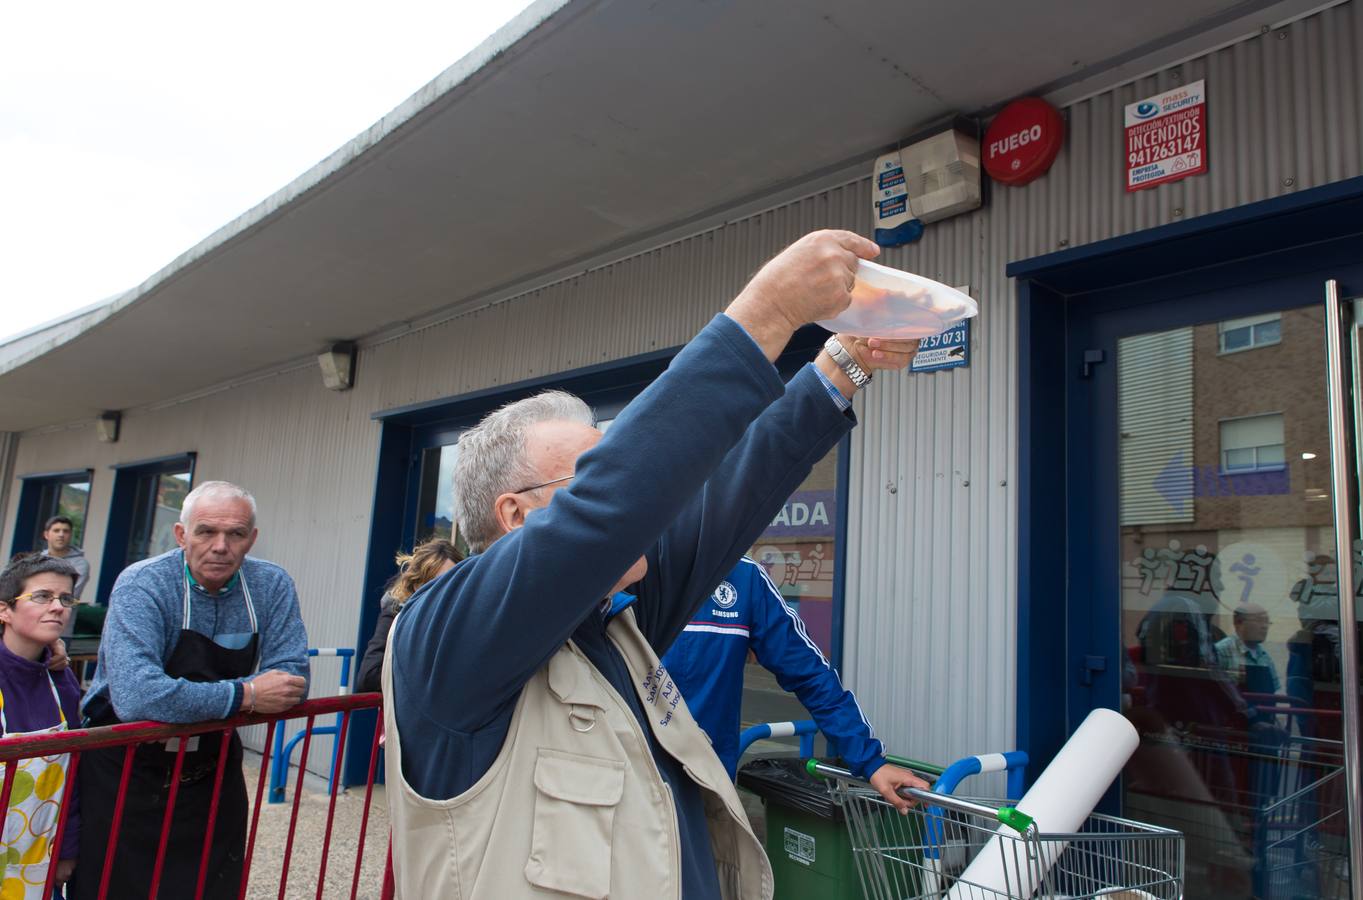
[656,557,905,789]
[386,230,924,899]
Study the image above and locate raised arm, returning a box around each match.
[630,363,853,652]
[393,230,883,733]
[741,560,884,778]
[628,328,917,652]
[394,315,788,731]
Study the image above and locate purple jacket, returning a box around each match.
[0,641,82,859]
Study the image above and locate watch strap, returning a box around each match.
[823,336,872,388]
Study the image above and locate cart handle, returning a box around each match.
[884,753,946,777]
[936,750,1029,801]
[805,759,1035,836]
[737,720,817,758]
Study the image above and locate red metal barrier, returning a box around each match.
[0,694,389,900]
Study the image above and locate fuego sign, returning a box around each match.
[1124,80,1207,191]
[982,97,1064,186]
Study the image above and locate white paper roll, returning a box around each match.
[946,708,1139,899]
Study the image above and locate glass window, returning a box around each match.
[1220,414,1286,473]
[26,475,92,551]
[415,418,618,555]
[1254,317,1282,345]
[92,455,195,603]
[125,469,192,567]
[1258,443,1286,467]
[1218,313,1283,353]
[1221,326,1252,352]
[414,444,460,548]
[1223,447,1256,471]
[737,443,840,764]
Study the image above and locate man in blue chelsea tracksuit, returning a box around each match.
[658,557,889,781]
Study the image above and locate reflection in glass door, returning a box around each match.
[27,474,92,550]
[737,442,841,763]
[414,442,461,549]
[124,467,192,566]
[1117,304,1356,897]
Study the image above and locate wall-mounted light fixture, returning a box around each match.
[901,129,982,223]
[318,342,357,391]
[97,410,121,443]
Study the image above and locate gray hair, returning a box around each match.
[453,390,593,553]
[180,480,258,528]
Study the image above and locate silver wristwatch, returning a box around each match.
[823,336,872,388]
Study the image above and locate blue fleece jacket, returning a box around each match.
[660,557,885,779]
[81,549,310,723]
[390,314,854,899]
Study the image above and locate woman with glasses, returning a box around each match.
[0,552,84,897]
[355,538,463,694]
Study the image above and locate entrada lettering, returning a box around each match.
[770,501,830,528]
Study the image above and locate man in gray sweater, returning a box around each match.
[40,515,90,599]
[70,481,309,900]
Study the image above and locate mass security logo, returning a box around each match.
[712,581,738,609]
[1134,101,1159,119]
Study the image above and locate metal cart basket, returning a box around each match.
[808,756,1184,899]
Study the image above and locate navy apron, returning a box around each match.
[70,566,258,900]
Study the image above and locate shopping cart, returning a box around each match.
[1234,698,1350,899]
[808,752,1184,899]
[1256,748,1350,899]
[1151,696,1350,898]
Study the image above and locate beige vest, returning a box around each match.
[382,606,773,900]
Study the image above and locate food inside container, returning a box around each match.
[817,259,979,339]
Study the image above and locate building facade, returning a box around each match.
[3,1,1362,895]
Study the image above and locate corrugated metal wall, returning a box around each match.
[4,1,1362,777]
[842,1,1363,771]
[0,367,380,772]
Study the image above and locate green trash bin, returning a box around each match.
[737,757,866,899]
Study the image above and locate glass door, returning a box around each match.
[1115,305,1354,897]
[1067,271,1363,899]
[1320,280,1363,898]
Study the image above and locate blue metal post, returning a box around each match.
[268,648,355,803]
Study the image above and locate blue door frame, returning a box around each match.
[343,324,848,786]
[1012,176,1363,796]
[8,468,93,558]
[95,453,196,604]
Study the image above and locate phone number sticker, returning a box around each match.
[1124,80,1208,192]
[911,319,970,373]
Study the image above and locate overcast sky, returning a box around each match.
[0,1,529,342]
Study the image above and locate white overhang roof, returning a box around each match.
[0,0,1285,430]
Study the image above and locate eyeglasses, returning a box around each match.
[10,591,79,609]
[511,474,575,494]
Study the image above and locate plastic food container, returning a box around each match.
[816,259,979,339]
